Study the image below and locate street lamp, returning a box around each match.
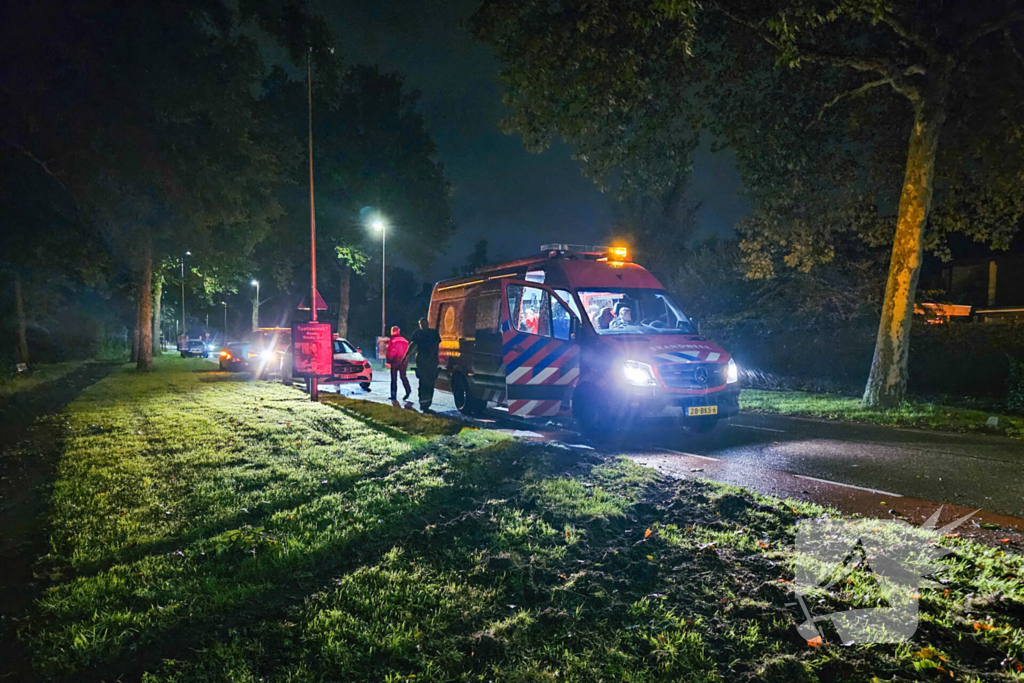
[222,301,228,341]
[250,279,260,331]
[180,250,191,338]
[372,217,387,337]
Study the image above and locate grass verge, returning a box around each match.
[0,361,88,401]
[320,393,464,437]
[741,389,1024,438]
[19,356,1024,681]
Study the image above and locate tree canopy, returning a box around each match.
[471,0,1024,405]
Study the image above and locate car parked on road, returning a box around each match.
[218,342,250,371]
[281,336,373,390]
[249,327,292,379]
[181,339,210,358]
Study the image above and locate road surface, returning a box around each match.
[319,373,1024,518]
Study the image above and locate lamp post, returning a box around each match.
[180,250,191,337]
[222,301,228,341]
[250,279,260,331]
[372,218,387,337]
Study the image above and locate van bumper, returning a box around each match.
[617,385,740,418]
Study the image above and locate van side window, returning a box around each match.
[475,294,500,333]
[507,284,550,336]
[554,289,581,319]
[552,296,573,340]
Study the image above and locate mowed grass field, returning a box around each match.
[17,357,1024,681]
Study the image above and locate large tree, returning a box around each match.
[472,0,1024,406]
[0,0,329,369]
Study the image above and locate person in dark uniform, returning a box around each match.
[407,317,441,413]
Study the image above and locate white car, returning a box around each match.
[281,336,373,390]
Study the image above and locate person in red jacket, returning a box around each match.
[386,325,411,402]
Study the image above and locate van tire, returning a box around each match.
[453,374,485,416]
[573,385,612,436]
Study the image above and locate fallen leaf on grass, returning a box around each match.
[757,540,770,549]
[1000,538,1011,543]
[973,621,996,631]
[644,528,653,539]
[806,636,823,647]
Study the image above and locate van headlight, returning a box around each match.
[260,349,276,361]
[622,360,657,387]
[727,358,739,384]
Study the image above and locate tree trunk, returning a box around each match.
[131,295,140,364]
[137,243,153,371]
[863,92,948,408]
[152,273,163,356]
[338,262,351,338]
[13,272,29,366]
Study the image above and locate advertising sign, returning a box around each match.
[291,323,332,377]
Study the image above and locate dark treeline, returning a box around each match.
[0,0,452,370]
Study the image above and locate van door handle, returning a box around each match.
[512,345,526,352]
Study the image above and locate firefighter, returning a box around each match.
[407,317,441,413]
[386,326,412,402]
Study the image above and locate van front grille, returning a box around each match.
[658,362,728,389]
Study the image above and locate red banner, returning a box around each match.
[291,323,332,377]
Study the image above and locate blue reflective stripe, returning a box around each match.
[502,332,528,355]
[505,337,545,373]
[531,341,573,374]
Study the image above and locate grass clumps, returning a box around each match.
[18,356,1024,681]
[741,389,1024,437]
[320,393,465,437]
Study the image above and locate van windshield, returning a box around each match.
[578,289,697,336]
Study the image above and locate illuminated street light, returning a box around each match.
[180,251,192,338]
[250,279,260,331]
[371,216,387,337]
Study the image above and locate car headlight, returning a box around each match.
[622,360,657,387]
[260,349,276,361]
[727,358,739,384]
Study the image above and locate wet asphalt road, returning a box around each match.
[320,373,1024,520]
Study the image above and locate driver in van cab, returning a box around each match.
[611,303,634,329]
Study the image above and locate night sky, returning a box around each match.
[315,0,750,277]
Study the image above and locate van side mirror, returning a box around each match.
[570,316,581,340]
[692,317,700,334]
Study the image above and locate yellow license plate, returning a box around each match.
[687,405,718,416]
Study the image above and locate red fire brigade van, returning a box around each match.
[428,244,740,433]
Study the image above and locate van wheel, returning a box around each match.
[453,375,485,416]
[573,386,612,436]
